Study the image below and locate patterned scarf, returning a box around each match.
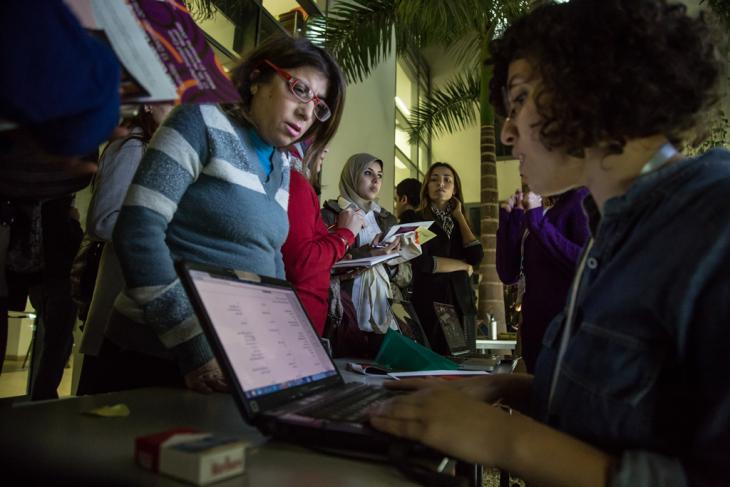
[431,201,455,239]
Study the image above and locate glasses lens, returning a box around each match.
[290,79,313,102]
[290,78,330,122]
[314,101,331,122]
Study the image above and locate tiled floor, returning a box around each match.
[0,357,73,399]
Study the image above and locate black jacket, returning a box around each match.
[410,211,484,353]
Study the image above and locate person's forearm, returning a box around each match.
[497,413,616,487]
[461,373,533,413]
[434,256,469,273]
[497,373,533,413]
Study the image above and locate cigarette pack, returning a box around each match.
[135,428,246,485]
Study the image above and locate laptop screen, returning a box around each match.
[188,269,337,399]
[433,302,469,355]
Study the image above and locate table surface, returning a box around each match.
[0,363,420,486]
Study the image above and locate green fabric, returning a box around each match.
[375,329,458,371]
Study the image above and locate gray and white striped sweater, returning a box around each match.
[109,104,290,373]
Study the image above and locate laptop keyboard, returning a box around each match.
[297,384,396,423]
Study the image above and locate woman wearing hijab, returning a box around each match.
[321,153,400,357]
[409,162,484,355]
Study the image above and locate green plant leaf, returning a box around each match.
[407,69,481,143]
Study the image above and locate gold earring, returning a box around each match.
[250,85,258,95]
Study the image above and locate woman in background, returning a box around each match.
[76,103,172,394]
[282,145,364,335]
[496,185,589,372]
[321,153,400,357]
[409,162,483,355]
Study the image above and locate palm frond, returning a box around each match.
[490,0,532,37]
[394,0,489,46]
[702,0,730,29]
[408,69,481,143]
[445,31,483,70]
[307,0,399,84]
[185,0,247,21]
[307,0,504,84]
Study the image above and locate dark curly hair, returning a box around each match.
[488,0,727,155]
[224,35,346,186]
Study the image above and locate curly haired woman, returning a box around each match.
[368,1,730,485]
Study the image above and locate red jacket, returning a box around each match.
[282,170,355,334]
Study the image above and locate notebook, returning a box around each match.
[176,261,424,453]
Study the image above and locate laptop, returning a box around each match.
[176,261,430,453]
[433,302,496,370]
[387,299,430,349]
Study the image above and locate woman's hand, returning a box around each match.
[450,197,464,219]
[368,385,512,466]
[184,358,229,394]
[371,380,615,485]
[524,191,542,210]
[336,208,364,236]
[501,190,524,213]
[383,373,531,407]
[370,234,401,256]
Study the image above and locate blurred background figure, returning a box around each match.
[497,187,589,373]
[0,145,92,398]
[0,0,120,157]
[75,103,173,394]
[0,0,121,398]
[394,178,421,224]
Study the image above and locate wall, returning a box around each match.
[320,52,397,210]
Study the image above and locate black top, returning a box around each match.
[398,208,419,224]
[410,211,484,354]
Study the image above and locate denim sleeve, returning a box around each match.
[610,451,687,487]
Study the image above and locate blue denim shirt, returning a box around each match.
[531,149,730,486]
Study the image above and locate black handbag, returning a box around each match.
[70,236,105,321]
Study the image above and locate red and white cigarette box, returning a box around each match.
[135,428,246,485]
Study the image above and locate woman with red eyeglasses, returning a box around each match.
[80,36,346,395]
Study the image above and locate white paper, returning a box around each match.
[387,370,490,380]
[91,0,178,102]
[380,221,434,243]
[331,253,399,269]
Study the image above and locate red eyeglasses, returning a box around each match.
[263,60,331,122]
